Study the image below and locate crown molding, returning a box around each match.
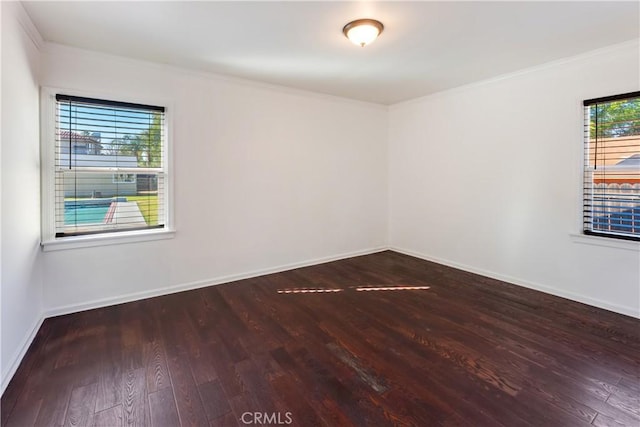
[9,2,45,50]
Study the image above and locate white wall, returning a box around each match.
[389,41,640,317]
[39,44,388,313]
[1,2,44,390]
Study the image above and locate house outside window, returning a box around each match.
[113,173,137,184]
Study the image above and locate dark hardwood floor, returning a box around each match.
[2,251,639,426]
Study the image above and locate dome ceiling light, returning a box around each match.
[342,19,384,47]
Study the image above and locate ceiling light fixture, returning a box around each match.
[343,19,384,47]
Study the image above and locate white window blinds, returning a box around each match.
[55,94,166,237]
[583,91,640,241]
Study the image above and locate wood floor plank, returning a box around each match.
[198,341,246,399]
[165,352,208,426]
[120,310,144,373]
[64,382,98,427]
[197,380,232,421]
[94,309,122,413]
[209,411,239,427]
[3,251,639,427]
[143,339,170,393]
[592,411,634,427]
[267,375,322,426]
[121,368,147,426]
[93,405,123,427]
[148,387,179,427]
[606,385,640,420]
[32,373,73,426]
[226,392,254,425]
[618,376,640,394]
[4,398,42,427]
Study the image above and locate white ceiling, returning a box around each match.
[22,1,640,105]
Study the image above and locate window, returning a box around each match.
[583,91,640,241]
[42,93,169,242]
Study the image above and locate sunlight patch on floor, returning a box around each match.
[355,286,431,292]
[277,285,430,294]
[277,288,344,294]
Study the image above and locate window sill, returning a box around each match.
[570,233,640,252]
[41,228,175,252]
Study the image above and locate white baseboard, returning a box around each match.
[44,246,388,318]
[1,314,45,395]
[389,246,640,319]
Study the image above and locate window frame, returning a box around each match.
[40,87,175,250]
[578,91,640,246]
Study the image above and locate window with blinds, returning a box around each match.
[583,91,640,241]
[54,94,166,237]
